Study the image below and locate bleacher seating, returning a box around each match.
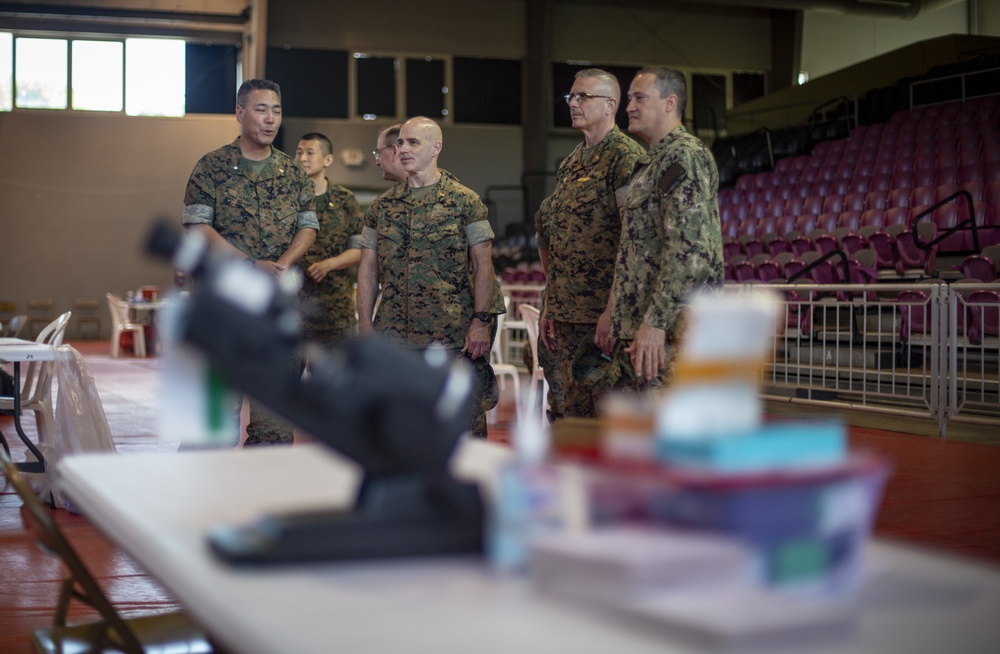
[719,88,1000,289]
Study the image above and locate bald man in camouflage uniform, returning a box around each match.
[357,117,505,438]
[183,79,318,446]
[296,132,364,346]
[608,67,723,390]
[536,69,643,420]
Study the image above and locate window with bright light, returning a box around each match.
[126,38,185,116]
[0,33,11,110]
[72,40,123,111]
[16,38,68,109]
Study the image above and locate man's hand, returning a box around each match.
[462,320,491,360]
[595,309,615,354]
[625,323,666,381]
[540,315,556,350]
[306,260,333,282]
[255,260,288,278]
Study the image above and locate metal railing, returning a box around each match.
[909,66,1000,109]
[757,281,1000,437]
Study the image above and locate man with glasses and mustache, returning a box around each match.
[535,69,643,421]
[357,117,506,439]
[373,124,406,184]
[608,67,723,389]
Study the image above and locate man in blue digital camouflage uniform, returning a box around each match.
[182,79,318,446]
[608,67,724,390]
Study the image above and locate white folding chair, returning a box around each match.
[0,311,71,446]
[106,293,146,358]
[518,304,549,426]
[488,304,522,425]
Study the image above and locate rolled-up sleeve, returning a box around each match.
[298,210,319,231]
[182,204,213,226]
[359,225,379,251]
[466,220,495,247]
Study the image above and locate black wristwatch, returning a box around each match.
[472,311,490,324]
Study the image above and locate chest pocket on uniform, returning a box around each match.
[223,186,256,212]
[624,182,660,235]
[425,223,467,271]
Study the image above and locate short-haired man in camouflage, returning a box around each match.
[373,124,406,184]
[357,117,505,438]
[296,132,364,346]
[182,79,318,446]
[536,69,644,420]
[608,67,724,389]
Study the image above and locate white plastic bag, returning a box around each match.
[33,345,117,511]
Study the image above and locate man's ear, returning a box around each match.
[323,153,335,168]
[664,93,678,117]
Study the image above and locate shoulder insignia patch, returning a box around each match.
[657,162,685,195]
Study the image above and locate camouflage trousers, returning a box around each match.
[241,352,304,447]
[544,321,600,420]
[535,329,564,422]
[244,400,295,446]
[304,323,356,348]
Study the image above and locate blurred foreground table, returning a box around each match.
[57,442,1000,654]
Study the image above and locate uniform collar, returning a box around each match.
[225,138,289,179]
[639,125,687,164]
[387,168,459,203]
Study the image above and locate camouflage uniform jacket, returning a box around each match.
[537,126,643,323]
[182,139,318,261]
[299,179,364,329]
[363,169,505,350]
[611,125,724,341]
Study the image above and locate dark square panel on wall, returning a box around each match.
[185,44,239,114]
[266,47,349,119]
[693,73,726,133]
[733,71,765,106]
[407,57,446,119]
[356,55,397,119]
[453,57,521,125]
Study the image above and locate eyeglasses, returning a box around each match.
[372,144,395,162]
[564,92,612,105]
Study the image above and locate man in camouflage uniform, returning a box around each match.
[357,116,505,439]
[608,67,723,390]
[182,79,318,446]
[295,132,363,346]
[373,123,406,184]
[536,68,644,420]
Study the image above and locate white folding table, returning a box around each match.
[0,337,56,472]
[57,441,1000,654]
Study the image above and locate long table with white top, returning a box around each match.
[56,441,1000,654]
[0,337,56,472]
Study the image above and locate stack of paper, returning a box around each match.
[530,526,752,605]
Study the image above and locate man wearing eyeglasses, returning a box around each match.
[357,116,506,439]
[535,69,643,421]
[373,124,406,183]
[608,67,723,388]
